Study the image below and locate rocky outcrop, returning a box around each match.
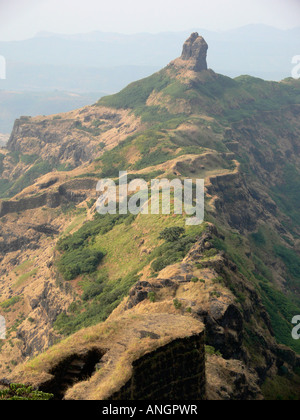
[17,281,72,357]
[171,33,208,72]
[206,356,263,400]
[181,33,208,71]
[0,193,61,218]
[0,177,98,219]
[59,178,98,191]
[6,106,142,170]
[125,226,252,361]
[206,170,279,233]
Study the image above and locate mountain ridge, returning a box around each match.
[0,34,300,400]
[1,24,299,135]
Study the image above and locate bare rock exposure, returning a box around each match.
[181,32,208,71]
[170,32,208,73]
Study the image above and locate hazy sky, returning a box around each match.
[0,0,300,41]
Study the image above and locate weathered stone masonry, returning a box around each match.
[110,332,206,401]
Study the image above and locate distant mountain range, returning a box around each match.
[0,24,299,135]
[1,25,300,87]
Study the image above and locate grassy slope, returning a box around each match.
[54,208,205,336]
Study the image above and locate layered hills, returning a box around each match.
[0,33,300,400]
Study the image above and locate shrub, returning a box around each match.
[0,384,53,400]
[151,234,197,273]
[212,237,227,252]
[148,292,156,303]
[251,230,266,246]
[81,282,104,301]
[259,281,300,353]
[57,249,104,281]
[173,299,182,310]
[159,227,185,242]
[54,273,141,336]
[210,291,221,298]
[274,245,300,279]
[87,199,96,209]
[56,214,135,282]
[19,154,39,165]
[204,248,218,258]
[205,345,222,357]
[271,164,300,226]
[81,274,107,301]
[57,214,129,252]
[0,154,5,176]
[0,296,22,309]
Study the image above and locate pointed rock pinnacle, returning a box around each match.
[180,32,208,72]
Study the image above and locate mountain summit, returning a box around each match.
[172,32,208,72]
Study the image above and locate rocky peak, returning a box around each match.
[181,33,208,71]
[171,32,208,72]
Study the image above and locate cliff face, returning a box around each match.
[177,32,208,72]
[0,178,98,218]
[7,108,142,168]
[1,34,300,400]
